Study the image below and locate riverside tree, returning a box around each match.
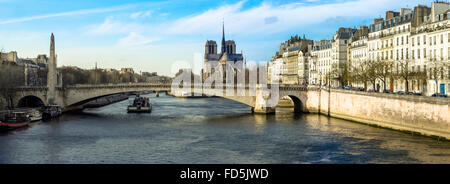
[0,63,25,109]
[374,60,394,92]
[428,60,448,95]
[330,62,351,87]
[350,61,371,91]
[394,59,414,93]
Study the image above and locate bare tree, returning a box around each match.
[330,62,351,87]
[350,61,370,91]
[395,59,414,93]
[375,60,393,92]
[428,61,448,95]
[0,63,24,109]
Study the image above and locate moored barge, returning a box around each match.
[0,112,31,131]
[42,105,62,120]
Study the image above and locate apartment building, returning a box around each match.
[310,40,332,86]
[268,36,312,85]
[362,2,449,95]
[410,2,450,95]
[348,26,369,88]
[268,2,449,96]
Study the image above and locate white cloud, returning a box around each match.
[130,10,153,19]
[165,0,409,35]
[117,32,160,47]
[0,4,134,25]
[85,16,146,35]
[160,12,170,17]
[87,0,411,37]
[84,0,418,50]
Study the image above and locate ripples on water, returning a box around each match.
[0,93,449,164]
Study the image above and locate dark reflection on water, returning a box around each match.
[0,93,449,164]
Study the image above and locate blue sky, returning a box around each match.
[0,0,432,76]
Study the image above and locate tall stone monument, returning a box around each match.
[47,33,57,105]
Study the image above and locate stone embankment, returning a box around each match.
[305,88,450,140]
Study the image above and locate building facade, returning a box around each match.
[310,40,332,86]
[268,36,312,85]
[348,26,369,89]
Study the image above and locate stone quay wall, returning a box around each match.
[305,88,450,139]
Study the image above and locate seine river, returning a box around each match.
[0,93,449,164]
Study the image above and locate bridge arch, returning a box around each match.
[286,95,303,113]
[61,84,309,113]
[277,89,309,113]
[17,95,45,108]
[66,92,130,108]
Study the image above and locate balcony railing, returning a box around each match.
[350,43,367,49]
[368,28,411,41]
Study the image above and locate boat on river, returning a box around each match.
[0,112,31,131]
[42,105,62,120]
[127,94,152,113]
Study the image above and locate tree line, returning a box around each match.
[59,66,149,86]
[331,59,448,94]
[0,63,25,109]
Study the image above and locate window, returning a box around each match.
[424,48,426,58]
[441,34,443,44]
[412,37,415,46]
[434,36,436,45]
[448,47,450,60]
[397,38,399,46]
[424,35,426,44]
[418,49,420,59]
[406,48,409,59]
[448,33,450,42]
[418,36,420,46]
[430,37,432,46]
[412,50,415,59]
[396,50,399,60]
[401,49,404,60]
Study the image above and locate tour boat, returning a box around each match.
[127,94,152,113]
[0,112,31,131]
[27,109,42,122]
[42,105,62,120]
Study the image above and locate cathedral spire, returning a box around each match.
[221,19,226,55]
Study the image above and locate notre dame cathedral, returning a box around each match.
[202,23,244,81]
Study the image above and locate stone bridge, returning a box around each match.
[10,82,450,139]
[11,83,313,113]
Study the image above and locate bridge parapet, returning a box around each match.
[15,86,48,91]
[11,83,311,111]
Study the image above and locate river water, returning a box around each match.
[0,93,449,164]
